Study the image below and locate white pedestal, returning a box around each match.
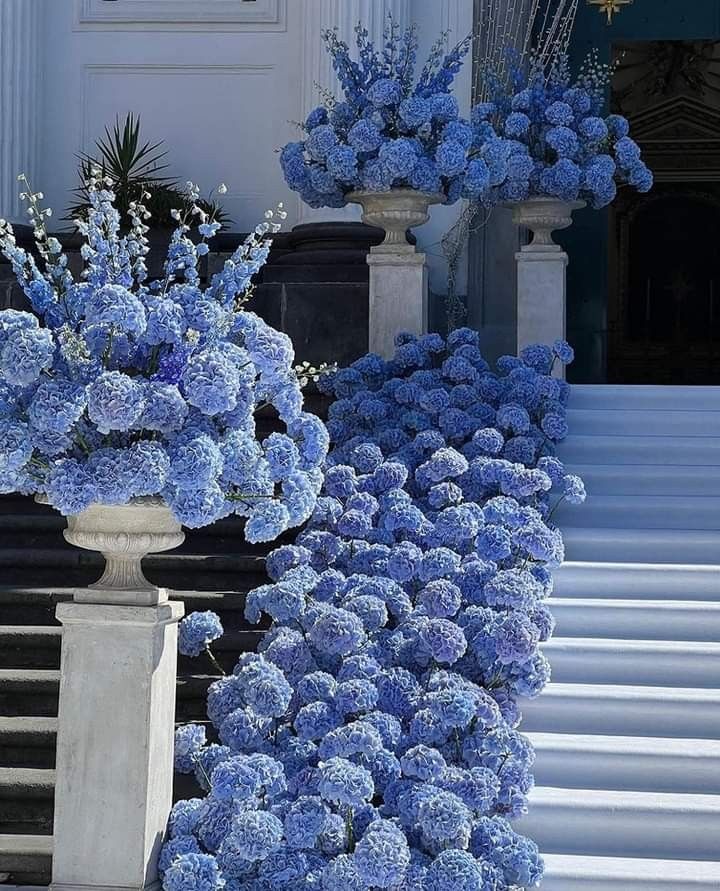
[508,198,585,380]
[367,251,428,358]
[516,248,568,379]
[50,600,184,891]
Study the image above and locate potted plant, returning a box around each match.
[280,18,503,251]
[0,173,329,601]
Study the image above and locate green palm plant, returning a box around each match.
[68,113,229,229]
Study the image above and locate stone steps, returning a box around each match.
[562,527,719,564]
[0,718,57,770]
[565,407,720,437]
[568,385,720,411]
[555,494,720,530]
[0,834,52,887]
[541,637,720,687]
[528,733,720,794]
[557,433,720,465]
[542,854,720,890]
[564,463,720,496]
[519,787,720,861]
[552,562,720,601]
[0,768,55,835]
[525,384,720,887]
[521,682,720,738]
[547,598,720,640]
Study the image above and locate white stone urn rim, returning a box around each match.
[348,187,447,204]
[45,496,185,606]
[504,196,586,252]
[348,188,447,254]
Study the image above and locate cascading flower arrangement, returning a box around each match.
[0,174,329,537]
[280,18,507,209]
[166,330,586,891]
[472,51,653,208]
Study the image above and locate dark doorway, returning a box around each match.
[608,40,720,383]
[562,2,720,383]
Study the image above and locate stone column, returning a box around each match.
[50,500,185,891]
[51,600,183,891]
[367,251,428,357]
[0,0,42,223]
[511,199,585,378]
[516,249,569,375]
[298,0,412,224]
[350,189,443,357]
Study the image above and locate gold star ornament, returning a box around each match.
[588,0,633,24]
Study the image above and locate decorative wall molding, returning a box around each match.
[0,0,42,222]
[78,64,277,221]
[79,61,274,147]
[75,0,286,31]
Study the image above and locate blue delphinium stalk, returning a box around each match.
[0,176,329,537]
[169,331,585,889]
[280,16,505,209]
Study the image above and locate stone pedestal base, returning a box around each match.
[516,249,568,379]
[50,601,184,891]
[367,251,428,359]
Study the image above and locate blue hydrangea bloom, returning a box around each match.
[179,611,224,658]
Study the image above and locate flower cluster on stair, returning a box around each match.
[168,332,583,890]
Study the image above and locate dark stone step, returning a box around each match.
[0,718,57,770]
[0,627,62,669]
[0,833,52,886]
[0,671,61,718]
[0,668,238,722]
[0,769,54,835]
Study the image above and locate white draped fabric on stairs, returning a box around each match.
[519,384,720,889]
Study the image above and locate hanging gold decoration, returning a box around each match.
[588,0,633,24]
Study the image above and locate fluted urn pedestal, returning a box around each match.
[507,197,585,379]
[349,188,445,358]
[50,499,185,891]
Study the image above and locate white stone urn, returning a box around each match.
[50,495,185,890]
[507,196,586,252]
[348,188,446,254]
[62,497,185,606]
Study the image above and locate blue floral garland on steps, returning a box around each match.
[169,330,586,891]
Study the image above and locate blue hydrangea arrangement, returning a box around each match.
[473,51,653,208]
[0,175,329,536]
[166,331,586,890]
[280,19,506,209]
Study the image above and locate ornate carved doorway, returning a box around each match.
[608,40,720,383]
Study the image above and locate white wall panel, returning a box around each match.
[39,0,301,229]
